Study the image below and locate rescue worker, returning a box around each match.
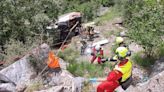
[116,36,126,47]
[115,36,131,57]
[96,47,133,92]
[91,44,104,64]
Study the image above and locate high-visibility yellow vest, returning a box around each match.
[114,59,132,82]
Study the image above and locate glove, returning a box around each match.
[106,58,110,61]
[89,78,97,83]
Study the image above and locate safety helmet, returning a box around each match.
[95,44,101,50]
[116,37,124,44]
[115,47,128,59]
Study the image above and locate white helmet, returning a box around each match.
[95,44,101,50]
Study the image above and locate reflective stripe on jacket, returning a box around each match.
[114,59,132,82]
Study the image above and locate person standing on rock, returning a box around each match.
[91,44,104,64]
[116,36,126,47]
[92,47,133,92]
[115,36,131,57]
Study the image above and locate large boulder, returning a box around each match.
[0,43,85,92]
[150,57,164,77]
[132,65,149,85]
[0,83,16,92]
[126,70,164,92]
[37,70,85,92]
[0,43,50,91]
[0,56,36,86]
[34,86,64,92]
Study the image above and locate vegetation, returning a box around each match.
[131,52,155,67]
[67,61,113,77]
[0,0,115,64]
[58,47,113,77]
[123,0,164,58]
[158,43,164,57]
[1,0,164,91]
[95,7,121,25]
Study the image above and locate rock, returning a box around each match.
[126,71,164,92]
[97,6,109,16]
[150,57,164,77]
[0,73,16,86]
[38,70,85,92]
[0,43,50,91]
[115,86,126,92]
[16,83,27,92]
[119,31,127,37]
[0,56,36,85]
[126,85,140,92]
[0,43,85,92]
[32,43,50,61]
[132,65,149,84]
[72,77,86,92]
[113,17,123,24]
[129,43,143,53]
[59,58,68,70]
[0,83,16,92]
[34,86,64,92]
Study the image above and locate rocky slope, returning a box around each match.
[0,43,85,92]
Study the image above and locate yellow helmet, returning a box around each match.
[116,37,124,44]
[115,47,128,59]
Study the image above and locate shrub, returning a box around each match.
[100,0,115,7]
[123,0,164,58]
[95,7,121,25]
[67,61,113,77]
[132,52,155,67]
[156,43,164,58]
[4,37,40,66]
[58,47,80,64]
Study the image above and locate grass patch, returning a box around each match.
[67,61,113,78]
[58,46,114,78]
[58,47,80,64]
[95,7,121,25]
[132,52,155,67]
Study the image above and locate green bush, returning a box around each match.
[58,47,80,63]
[3,37,40,66]
[100,0,115,7]
[95,7,121,25]
[67,61,113,77]
[132,52,155,67]
[123,0,164,58]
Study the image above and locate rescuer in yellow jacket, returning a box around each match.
[95,47,133,92]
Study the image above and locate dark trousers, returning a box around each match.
[119,75,133,90]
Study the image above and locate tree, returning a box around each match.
[0,0,59,49]
[123,0,164,57]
